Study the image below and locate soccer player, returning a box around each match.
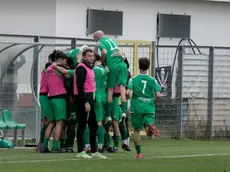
[93,54,108,152]
[120,58,132,152]
[126,57,161,159]
[75,48,106,159]
[66,45,88,68]
[111,85,122,152]
[36,53,55,152]
[93,30,128,124]
[42,50,68,153]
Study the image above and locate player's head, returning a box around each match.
[94,53,102,66]
[53,50,67,66]
[48,52,56,62]
[139,57,150,71]
[83,48,95,64]
[93,30,104,42]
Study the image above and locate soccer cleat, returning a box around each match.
[41,148,51,153]
[97,144,104,153]
[76,151,92,159]
[51,149,65,153]
[36,143,43,153]
[148,124,160,137]
[91,152,107,159]
[104,117,112,125]
[104,145,117,153]
[66,147,74,153]
[122,144,131,153]
[134,154,143,159]
[112,147,118,153]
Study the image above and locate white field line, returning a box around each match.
[1,153,230,164]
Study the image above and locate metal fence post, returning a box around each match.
[207,47,214,139]
[151,41,156,77]
[177,46,184,138]
[33,36,40,142]
[71,38,76,49]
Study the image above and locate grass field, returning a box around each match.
[1,139,230,172]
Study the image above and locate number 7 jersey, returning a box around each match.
[127,74,161,114]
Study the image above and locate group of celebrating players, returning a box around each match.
[36,30,162,159]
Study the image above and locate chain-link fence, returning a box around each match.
[0,34,152,140]
[154,45,230,139]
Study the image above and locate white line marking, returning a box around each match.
[1,153,230,164]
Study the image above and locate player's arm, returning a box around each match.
[76,66,88,103]
[126,78,133,99]
[153,79,162,101]
[98,42,107,63]
[52,63,68,74]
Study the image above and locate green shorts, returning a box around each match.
[94,102,104,122]
[66,102,78,122]
[107,61,127,89]
[111,97,122,121]
[131,113,155,130]
[39,95,52,120]
[49,98,66,121]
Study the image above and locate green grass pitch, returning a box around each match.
[1,139,230,172]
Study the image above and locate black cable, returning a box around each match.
[188,39,196,54]
[189,39,202,54]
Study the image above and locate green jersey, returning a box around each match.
[98,37,122,67]
[93,66,103,103]
[66,49,80,68]
[99,65,108,96]
[128,74,161,114]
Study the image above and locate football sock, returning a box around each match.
[97,125,104,147]
[121,102,127,114]
[51,140,59,151]
[114,135,120,148]
[42,138,49,149]
[39,124,47,143]
[135,145,142,154]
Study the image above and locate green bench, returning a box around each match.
[0,110,27,147]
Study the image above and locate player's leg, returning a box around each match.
[144,113,160,137]
[119,117,131,152]
[42,100,55,153]
[51,98,66,152]
[94,102,104,152]
[131,113,144,158]
[65,103,77,152]
[111,97,121,152]
[37,95,50,152]
[76,102,92,158]
[105,68,118,124]
[60,123,66,151]
[117,62,128,115]
[65,121,76,152]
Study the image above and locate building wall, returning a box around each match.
[56,0,230,46]
[0,0,56,36]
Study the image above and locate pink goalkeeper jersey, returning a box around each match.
[39,69,48,94]
[46,65,67,97]
[74,63,96,95]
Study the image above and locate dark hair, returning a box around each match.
[82,48,94,57]
[94,53,101,61]
[54,50,67,60]
[139,57,150,71]
[124,58,130,69]
[48,51,56,62]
